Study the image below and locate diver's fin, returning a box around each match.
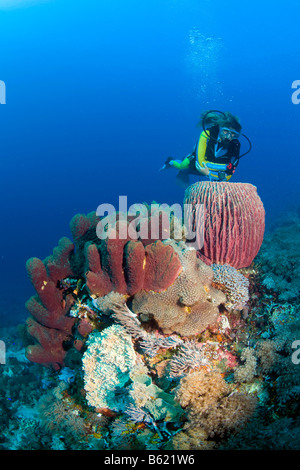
[175,171,190,189]
[159,163,168,171]
[159,156,173,171]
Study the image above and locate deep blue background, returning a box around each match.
[0,0,299,326]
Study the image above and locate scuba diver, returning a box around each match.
[160,110,252,187]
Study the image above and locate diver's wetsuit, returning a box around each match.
[191,125,241,180]
[172,125,241,187]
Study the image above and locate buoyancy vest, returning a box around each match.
[195,126,241,181]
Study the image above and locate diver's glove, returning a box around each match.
[159,157,174,171]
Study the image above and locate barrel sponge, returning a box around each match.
[184,181,265,268]
[132,243,226,336]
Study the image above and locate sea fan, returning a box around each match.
[168,340,208,378]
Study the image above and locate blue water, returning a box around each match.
[0,0,299,326]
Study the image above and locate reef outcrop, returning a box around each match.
[24,210,226,369]
[20,199,267,450]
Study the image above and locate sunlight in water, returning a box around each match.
[0,0,51,9]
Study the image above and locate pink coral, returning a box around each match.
[25,240,76,369]
[85,240,182,297]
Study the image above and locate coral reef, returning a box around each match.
[258,219,300,302]
[7,206,298,451]
[168,340,208,378]
[184,181,265,268]
[24,211,226,370]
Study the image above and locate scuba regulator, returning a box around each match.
[201,110,252,158]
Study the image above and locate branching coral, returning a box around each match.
[256,340,279,374]
[176,369,229,414]
[198,392,257,439]
[168,341,208,378]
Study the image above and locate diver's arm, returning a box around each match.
[169,157,190,170]
[171,156,209,174]
[160,156,190,171]
[171,132,210,173]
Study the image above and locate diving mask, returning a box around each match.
[219,127,240,141]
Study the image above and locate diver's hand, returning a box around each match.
[200,163,210,176]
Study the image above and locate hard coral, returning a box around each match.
[82,324,182,422]
[184,181,265,268]
[132,242,226,336]
[211,263,249,310]
[82,325,137,412]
